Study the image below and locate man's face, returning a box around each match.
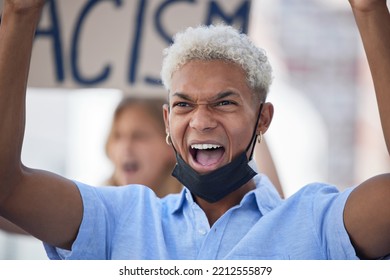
[164,60,267,175]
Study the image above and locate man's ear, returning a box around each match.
[163,103,170,134]
[257,102,274,134]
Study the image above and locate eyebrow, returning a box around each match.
[172,90,240,102]
[172,92,193,101]
[213,91,240,101]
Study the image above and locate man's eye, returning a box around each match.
[218,100,231,106]
[171,101,193,113]
[216,100,236,106]
[175,102,189,107]
[173,101,195,109]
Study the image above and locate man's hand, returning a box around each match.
[4,0,45,13]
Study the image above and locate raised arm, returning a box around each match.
[0,0,83,249]
[344,0,390,259]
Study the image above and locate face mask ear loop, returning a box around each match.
[246,103,264,161]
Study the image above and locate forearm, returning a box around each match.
[344,1,390,259]
[351,2,390,153]
[0,2,83,250]
[0,2,43,194]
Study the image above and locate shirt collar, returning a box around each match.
[170,174,283,215]
[252,174,283,215]
[171,187,188,214]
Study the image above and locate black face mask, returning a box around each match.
[171,103,264,203]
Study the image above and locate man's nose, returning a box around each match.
[189,104,217,132]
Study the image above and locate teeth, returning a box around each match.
[191,144,221,150]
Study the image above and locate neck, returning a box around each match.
[195,178,256,226]
[153,175,182,198]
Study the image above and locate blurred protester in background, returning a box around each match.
[104,96,182,197]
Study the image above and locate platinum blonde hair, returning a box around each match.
[161,24,273,101]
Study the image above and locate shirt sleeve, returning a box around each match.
[309,184,358,259]
[44,181,127,259]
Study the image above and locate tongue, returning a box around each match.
[196,149,224,166]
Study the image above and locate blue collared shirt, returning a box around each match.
[44,175,357,259]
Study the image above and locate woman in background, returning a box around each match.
[104,96,182,197]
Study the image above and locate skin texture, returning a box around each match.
[0,0,389,259]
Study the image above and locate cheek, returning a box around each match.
[152,140,175,160]
[139,139,164,158]
[107,143,120,160]
[230,125,253,150]
[136,142,153,157]
[170,115,188,139]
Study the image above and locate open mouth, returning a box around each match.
[190,144,225,166]
[122,161,139,173]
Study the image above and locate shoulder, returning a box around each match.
[257,180,356,224]
[283,182,355,228]
[73,180,183,213]
[290,182,353,200]
[286,182,354,207]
